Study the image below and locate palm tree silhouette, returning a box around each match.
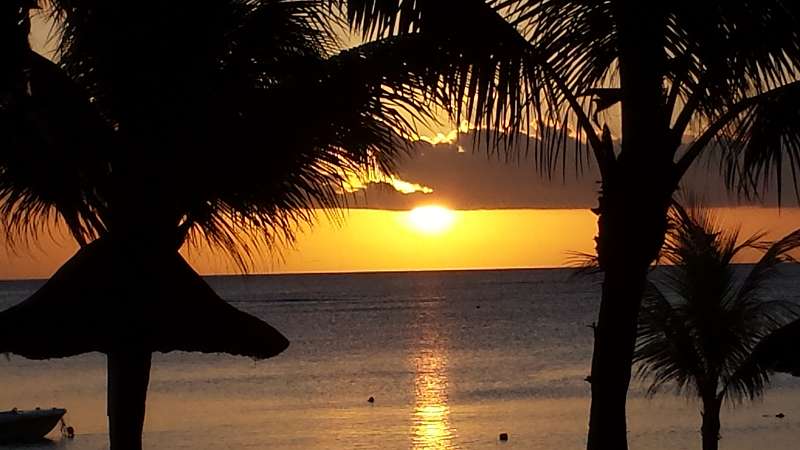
[635,203,800,450]
[338,2,800,447]
[0,1,511,449]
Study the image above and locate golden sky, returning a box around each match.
[2,207,798,279]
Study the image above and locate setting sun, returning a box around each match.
[407,206,456,234]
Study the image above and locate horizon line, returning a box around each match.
[1,261,789,283]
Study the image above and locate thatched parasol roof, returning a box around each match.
[0,237,289,360]
[752,319,800,376]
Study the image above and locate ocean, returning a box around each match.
[2,268,800,449]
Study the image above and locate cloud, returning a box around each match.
[416,121,470,146]
[344,129,799,210]
[340,167,434,196]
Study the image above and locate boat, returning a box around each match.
[0,408,67,443]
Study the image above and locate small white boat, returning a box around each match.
[0,408,67,442]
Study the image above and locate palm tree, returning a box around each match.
[634,203,800,450]
[0,1,514,449]
[337,2,800,447]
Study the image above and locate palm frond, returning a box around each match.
[341,0,613,177]
[735,229,800,310]
[565,251,601,279]
[718,348,772,405]
[339,0,425,39]
[177,35,435,264]
[751,318,800,376]
[635,281,706,398]
[1,51,110,247]
[721,82,800,203]
[29,0,428,267]
[669,0,800,106]
[719,294,799,404]
[663,0,800,202]
[0,1,34,93]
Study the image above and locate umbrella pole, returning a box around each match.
[107,351,152,450]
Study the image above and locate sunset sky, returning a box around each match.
[5,15,799,280]
[2,204,799,279]
[3,125,800,281]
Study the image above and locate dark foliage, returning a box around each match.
[635,203,800,405]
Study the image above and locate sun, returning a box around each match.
[407,206,456,234]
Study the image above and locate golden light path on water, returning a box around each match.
[411,306,455,449]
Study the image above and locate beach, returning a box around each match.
[2,268,800,449]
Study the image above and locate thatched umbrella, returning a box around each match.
[0,237,289,449]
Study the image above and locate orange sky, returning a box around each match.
[2,207,799,280]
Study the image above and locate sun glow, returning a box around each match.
[407,206,456,234]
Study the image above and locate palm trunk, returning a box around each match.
[586,263,649,450]
[701,397,722,450]
[107,351,152,450]
[585,2,671,449]
[586,189,671,450]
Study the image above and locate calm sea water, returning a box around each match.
[2,267,800,450]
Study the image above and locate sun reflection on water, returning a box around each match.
[411,324,455,449]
